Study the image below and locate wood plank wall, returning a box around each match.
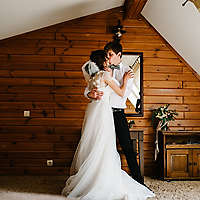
[0,7,200,176]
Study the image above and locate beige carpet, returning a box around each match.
[0,176,200,200]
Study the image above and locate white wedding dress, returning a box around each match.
[62,71,155,200]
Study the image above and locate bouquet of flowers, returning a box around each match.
[152,104,178,131]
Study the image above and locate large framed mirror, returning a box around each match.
[122,52,143,117]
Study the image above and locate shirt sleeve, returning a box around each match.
[126,77,140,107]
[122,64,139,106]
[124,78,133,98]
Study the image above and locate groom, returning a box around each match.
[83,41,144,185]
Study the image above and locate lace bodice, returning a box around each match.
[88,71,112,90]
[88,71,112,103]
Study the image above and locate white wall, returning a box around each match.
[142,0,200,75]
[0,0,124,40]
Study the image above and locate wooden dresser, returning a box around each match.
[161,131,200,180]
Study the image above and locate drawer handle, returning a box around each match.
[193,162,197,166]
[189,162,193,166]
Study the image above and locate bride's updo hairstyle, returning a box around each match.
[89,50,107,71]
[84,50,107,77]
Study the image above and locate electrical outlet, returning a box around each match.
[47,160,53,167]
[24,110,30,117]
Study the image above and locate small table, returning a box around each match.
[129,129,144,176]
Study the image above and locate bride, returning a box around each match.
[61,50,155,200]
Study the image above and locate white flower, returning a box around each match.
[156,113,167,119]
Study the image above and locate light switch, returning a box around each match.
[24,110,30,117]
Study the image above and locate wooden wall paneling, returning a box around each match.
[183,81,200,88]
[0,55,8,62]
[0,47,54,55]
[0,70,84,78]
[143,51,178,59]
[54,95,87,103]
[145,104,200,112]
[144,80,183,89]
[144,96,183,104]
[171,120,200,127]
[0,78,54,86]
[0,63,55,70]
[144,88,200,97]
[0,86,84,95]
[0,118,83,126]
[55,79,85,86]
[123,18,149,27]
[185,112,200,119]
[0,102,87,110]
[144,72,198,81]
[143,65,183,73]
[55,63,83,71]
[7,55,88,63]
[17,32,55,40]
[0,6,200,176]
[0,109,54,117]
[184,97,200,104]
[56,32,112,42]
[123,42,169,51]
[143,58,183,66]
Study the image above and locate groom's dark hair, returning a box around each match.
[104,40,123,58]
[90,50,107,70]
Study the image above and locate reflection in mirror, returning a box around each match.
[122,52,143,117]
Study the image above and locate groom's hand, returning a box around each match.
[87,88,103,100]
[127,70,134,78]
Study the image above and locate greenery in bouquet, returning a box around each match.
[152,104,178,131]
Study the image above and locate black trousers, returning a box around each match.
[113,109,144,185]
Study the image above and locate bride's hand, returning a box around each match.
[123,70,134,81]
[87,88,104,100]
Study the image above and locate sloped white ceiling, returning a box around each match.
[0,0,124,40]
[142,0,200,75]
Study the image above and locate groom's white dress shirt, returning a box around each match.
[109,62,132,109]
[82,62,137,109]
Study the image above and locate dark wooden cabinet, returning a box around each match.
[161,131,200,180]
[193,149,200,177]
[166,147,192,178]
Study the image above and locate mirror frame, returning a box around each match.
[123,52,144,117]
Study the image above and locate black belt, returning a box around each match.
[112,108,124,112]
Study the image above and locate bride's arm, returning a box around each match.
[104,71,132,97]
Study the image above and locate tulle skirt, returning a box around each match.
[62,99,155,200]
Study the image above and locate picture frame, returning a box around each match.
[122,52,143,117]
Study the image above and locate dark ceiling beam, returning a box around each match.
[123,0,148,19]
